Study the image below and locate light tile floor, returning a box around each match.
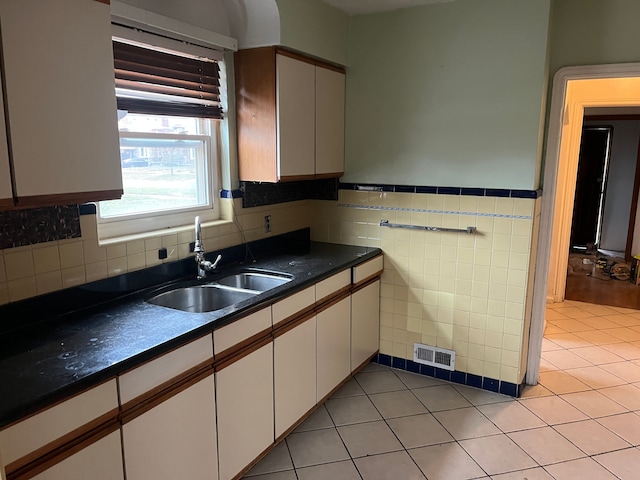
[243,300,640,479]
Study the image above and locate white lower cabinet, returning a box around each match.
[351,280,381,371]
[122,373,218,480]
[317,295,351,401]
[31,431,123,480]
[216,342,274,480]
[274,315,317,438]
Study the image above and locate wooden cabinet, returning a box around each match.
[216,341,274,480]
[30,431,124,480]
[317,295,351,402]
[274,314,317,439]
[235,47,345,182]
[119,336,216,480]
[0,380,120,480]
[351,279,381,372]
[121,374,217,480]
[0,0,122,209]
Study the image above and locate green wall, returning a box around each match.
[276,0,349,65]
[550,0,640,77]
[343,0,551,190]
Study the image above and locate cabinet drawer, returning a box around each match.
[272,286,315,327]
[214,307,271,357]
[119,335,213,406]
[0,380,118,467]
[352,255,384,285]
[315,270,350,305]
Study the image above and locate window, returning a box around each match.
[98,26,226,240]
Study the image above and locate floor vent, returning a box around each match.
[413,343,455,371]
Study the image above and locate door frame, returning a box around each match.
[526,63,640,385]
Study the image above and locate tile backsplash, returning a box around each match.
[311,186,542,386]
[0,205,81,249]
[0,198,312,304]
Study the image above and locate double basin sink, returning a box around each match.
[147,270,293,313]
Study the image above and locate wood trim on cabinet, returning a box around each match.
[5,410,120,480]
[272,302,316,329]
[316,287,351,312]
[119,366,213,425]
[278,174,317,182]
[314,171,344,180]
[235,47,278,183]
[13,190,123,209]
[231,442,276,480]
[272,310,315,339]
[214,326,272,364]
[94,0,110,4]
[119,360,213,417]
[274,403,318,444]
[214,335,272,373]
[352,351,379,375]
[351,275,381,294]
[274,48,346,74]
[0,197,14,210]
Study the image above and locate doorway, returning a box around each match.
[526,66,640,385]
[570,126,612,251]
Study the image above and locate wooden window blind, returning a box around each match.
[113,40,223,119]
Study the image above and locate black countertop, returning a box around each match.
[0,238,381,428]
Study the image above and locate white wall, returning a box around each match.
[120,0,232,35]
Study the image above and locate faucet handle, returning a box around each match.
[211,254,222,269]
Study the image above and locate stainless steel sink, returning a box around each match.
[212,271,293,292]
[146,270,294,313]
[147,285,257,313]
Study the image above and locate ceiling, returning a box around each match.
[322,0,454,15]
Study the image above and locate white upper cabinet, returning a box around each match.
[276,54,316,179]
[315,65,346,176]
[0,0,122,208]
[236,47,345,183]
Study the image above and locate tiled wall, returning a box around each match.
[311,188,542,386]
[0,198,312,305]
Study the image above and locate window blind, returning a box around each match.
[113,39,223,119]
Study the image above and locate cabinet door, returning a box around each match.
[274,315,317,438]
[315,66,345,176]
[122,374,218,480]
[31,431,123,480]
[276,54,315,179]
[0,67,12,209]
[317,296,351,402]
[0,0,122,205]
[351,280,381,371]
[216,342,274,480]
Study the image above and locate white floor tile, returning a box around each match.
[409,442,485,480]
[508,427,585,465]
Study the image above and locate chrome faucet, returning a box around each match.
[194,216,222,279]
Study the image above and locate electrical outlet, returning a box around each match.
[264,215,271,233]
[158,247,168,259]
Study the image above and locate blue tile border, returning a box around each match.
[373,353,522,397]
[340,182,542,199]
[79,203,97,215]
[220,189,243,199]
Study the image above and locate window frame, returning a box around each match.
[97,22,230,242]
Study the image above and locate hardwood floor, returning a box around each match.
[565,269,640,310]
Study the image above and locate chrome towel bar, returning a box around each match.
[380,220,476,234]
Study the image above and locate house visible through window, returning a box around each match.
[98,27,225,240]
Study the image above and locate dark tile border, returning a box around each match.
[0,205,81,249]
[220,189,243,199]
[340,183,541,199]
[374,353,522,397]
